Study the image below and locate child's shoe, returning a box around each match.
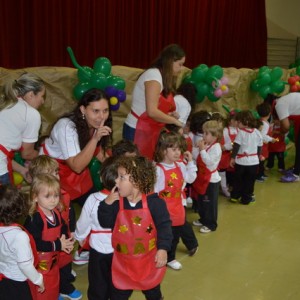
[60,289,82,300]
[280,173,299,183]
[200,226,211,233]
[167,260,182,270]
[188,246,198,256]
[73,250,89,265]
[256,177,265,183]
[221,187,231,198]
[229,197,240,203]
[192,220,202,227]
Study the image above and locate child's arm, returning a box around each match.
[230,142,241,168]
[60,234,74,254]
[180,153,197,184]
[12,160,31,183]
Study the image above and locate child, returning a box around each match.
[24,174,75,300]
[28,156,81,300]
[98,156,172,300]
[267,118,286,171]
[154,130,198,270]
[230,111,263,205]
[112,139,139,157]
[256,102,276,182]
[218,112,239,197]
[0,185,44,300]
[192,120,223,233]
[74,157,117,300]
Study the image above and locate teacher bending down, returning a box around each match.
[123,44,185,159]
[41,88,112,205]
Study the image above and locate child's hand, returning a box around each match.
[229,158,235,168]
[198,140,207,151]
[37,281,45,293]
[183,151,192,162]
[155,249,167,268]
[168,111,180,119]
[60,234,74,254]
[105,186,119,205]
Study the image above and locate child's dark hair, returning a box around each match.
[176,82,196,111]
[210,112,225,127]
[255,119,263,130]
[224,111,237,127]
[190,110,211,134]
[112,139,139,157]
[115,156,156,194]
[0,185,30,225]
[154,130,183,162]
[99,156,118,190]
[236,110,257,128]
[256,102,271,118]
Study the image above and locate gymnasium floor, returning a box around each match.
[72,146,300,300]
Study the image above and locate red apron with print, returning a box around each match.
[112,194,166,290]
[133,93,176,160]
[218,127,237,170]
[192,144,217,195]
[261,121,272,159]
[0,145,20,184]
[30,208,62,300]
[157,163,185,226]
[289,115,300,143]
[268,124,286,152]
[42,144,93,200]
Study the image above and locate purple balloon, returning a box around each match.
[116,90,126,102]
[110,102,121,111]
[105,86,117,97]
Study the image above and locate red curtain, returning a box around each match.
[0,0,267,69]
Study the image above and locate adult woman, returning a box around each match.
[123,44,185,159]
[41,88,112,204]
[0,73,45,185]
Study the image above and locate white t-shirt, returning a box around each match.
[275,93,300,120]
[0,98,41,175]
[223,126,238,151]
[125,68,163,128]
[40,118,80,159]
[0,226,43,285]
[234,128,263,165]
[174,95,191,125]
[75,191,113,254]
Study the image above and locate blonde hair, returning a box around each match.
[29,155,59,178]
[202,120,223,142]
[0,73,44,111]
[29,174,61,216]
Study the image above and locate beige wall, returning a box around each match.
[266,0,300,38]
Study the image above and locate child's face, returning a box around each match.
[230,119,238,128]
[35,185,60,215]
[237,121,246,129]
[203,130,217,145]
[163,146,181,164]
[115,167,135,198]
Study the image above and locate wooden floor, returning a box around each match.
[73,145,300,300]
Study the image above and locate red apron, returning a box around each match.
[112,194,166,290]
[289,115,300,143]
[157,163,185,226]
[133,93,176,160]
[192,143,217,195]
[218,127,237,170]
[268,124,286,153]
[42,144,93,200]
[0,144,18,184]
[261,120,272,159]
[30,208,62,300]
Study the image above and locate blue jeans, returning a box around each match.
[122,123,135,142]
[0,172,11,185]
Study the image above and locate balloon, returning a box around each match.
[90,72,107,89]
[110,96,118,105]
[257,73,271,86]
[110,102,121,111]
[89,157,103,191]
[197,64,209,72]
[73,82,93,100]
[284,137,290,145]
[191,68,206,82]
[77,66,94,82]
[270,81,285,93]
[205,65,223,84]
[116,90,126,102]
[250,80,261,92]
[258,85,271,99]
[214,89,223,98]
[183,74,192,83]
[220,77,229,85]
[296,66,300,76]
[290,85,298,92]
[258,66,270,74]
[196,82,209,98]
[93,57,112,76]
[270,67,283,81]
[107,75,126,90]
[105,86,118,97]
[207,86,219,102]
[13,172,23,185]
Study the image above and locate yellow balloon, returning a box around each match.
[110,96,118,105]
[13,171,23,185]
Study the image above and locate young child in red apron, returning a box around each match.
[28,155,81,299]
[229,111,263,205]
[153,130,198,270]
[0,185,44,300]
[192,120,223,233]
[98,156,172,300]
[24,174,75,300]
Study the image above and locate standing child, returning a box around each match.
[75,157,118,300]
[0,185,44,300]
[192,120,223,233]
[154,130,198,270]
[28,156,81,300]
[24,174,75,300]
[230,111,263,204]
[98,156,172,300]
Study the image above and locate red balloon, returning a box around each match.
[288,77,297,85]
[290,85,298,92]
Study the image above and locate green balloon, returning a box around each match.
[73,82,93,100]
[258,66,270,74]
[270,67,283,81]
[207,86,219,102]
[270,81,285,93]
[196,82,209,98]
[296,66,300,76]
[284,137,290,145]
[107,75,125,90]
[288,125,294,142]
[197,64,209,72]
[77,66,94,82]
[93,57,112,76]
[258,85,271,99]
[289,63,296,69]
[206,65,223,83]
[296,57,300,66]
[183,74,192,83]
[90,72,108,89]
[14,152,25,166]
[257,73,271,86]
[191,67,206,82]
[250,80,261,92]
[89,157,103,191]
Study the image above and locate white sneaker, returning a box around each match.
[186,197,193,204]
[221,187,230,198]
[73,250,89,265]
[167,260,182,270]
[71,269,77,277]
[200,226,212,233]
[192,220,203,227]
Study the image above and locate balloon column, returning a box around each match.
[288,75,300,92]
[67,47,126,111]
[250,66,285,99]
[183,64,229,102]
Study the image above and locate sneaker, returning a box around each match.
[186,197,193,205]
[229,197,240,203]
[188,246,198,257]
[249,197,256,204]
[167,260,182,270]
[60,290,82,300]
[71,269,77,278]
[262,174,268,179]
[73,250,89,265]
[280,173,300,183]
[221,187,231,198]
[256,177,265,183]
[200,226,211,233]
[192,220,203,227]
